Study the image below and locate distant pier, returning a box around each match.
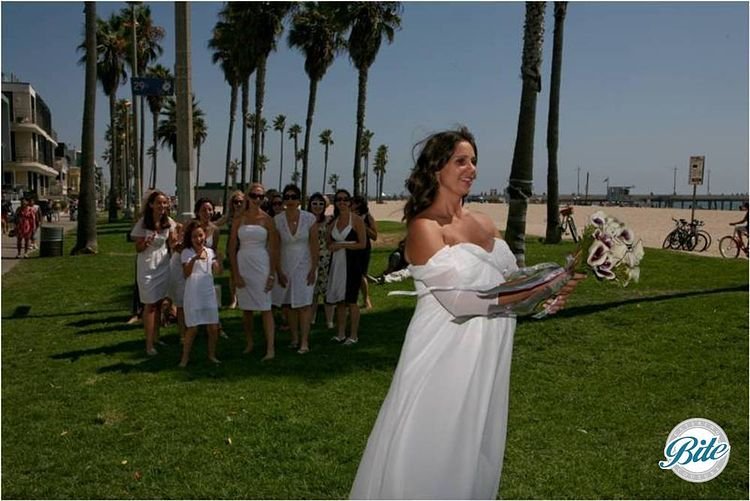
[556,193,748,210]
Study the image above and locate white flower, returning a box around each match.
[590,211,607,228]
[587,240,610,267]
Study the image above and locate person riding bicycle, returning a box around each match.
[729,202,748,238]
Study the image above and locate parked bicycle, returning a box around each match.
[559,206,579,243]
[718,225,749,258]
[662,218,711,252]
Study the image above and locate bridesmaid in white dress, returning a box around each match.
[228,183,278,361]
[272,184,319,354]
[350,128,584,499]
[130,190,175,356]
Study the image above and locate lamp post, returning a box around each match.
[175,2,194,216]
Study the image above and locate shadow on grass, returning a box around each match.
[68,315,137,328]
[2,307,124,320]
[49,307,412,380]
[544,284,749,321]
[47,284,748,379]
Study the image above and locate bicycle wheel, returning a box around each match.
[681,232,698,251]
[719,236,740,258]
[568,217,579,243]
[693,233,709,252]
[698,230,712,251]
[663,230,679,249]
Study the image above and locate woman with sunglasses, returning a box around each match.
[228,183,278,361]
[271,184,319,354]
[326,189,368,345]
[216,191,246,309]
[307,192,335,328]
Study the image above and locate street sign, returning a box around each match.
[689,156,705,186]
[131,77,174,96]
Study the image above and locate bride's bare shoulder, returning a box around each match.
[470,210,502,238]
[405,216,446,266]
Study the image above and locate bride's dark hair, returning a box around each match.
[403,126,477,223]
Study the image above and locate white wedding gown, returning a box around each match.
[350,239,519,500]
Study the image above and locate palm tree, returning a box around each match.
[340,2,401,196]
[144,64,172,189]
[360,128,374,196]
[193,107,208,199]
[373,144,388,203]
[73,1,98,255]
[288,2,346,202]
[79,12,127,222]
[248,3,296,183]
[273,114,286,190]
[220,4,259,190]
[294,148,305,184]
[228,158,240,189]
[121,3,165,201]
[319,129,334,193]
[157,95,207,185]
[209,17,243,208]
[258,154,270,184]
[287,122,303,182]
[505,2,546,266]
[328,173,339,192]
[545,2,568,244]
[245,111,256,184]
[260,117,269,156]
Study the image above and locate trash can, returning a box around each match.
[40,225,64,257]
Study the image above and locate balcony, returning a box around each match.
[11,116,57,145]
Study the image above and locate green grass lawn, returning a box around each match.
[2,219,748,499]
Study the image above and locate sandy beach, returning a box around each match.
[368,200,746,258]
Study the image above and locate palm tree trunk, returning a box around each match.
[140,99,146,191]
[545,2,567,244]
[322,146,329,194]
[195,143,202,201]
[253,56,267,183]
[302,77,318,203]
[223,83,237,210]
[73,1,98,254]
[352,67,368,197]
[151,110,158,189]
[505,2,545,267]
[241,78,249,191]
[278,130,284,191]
[379,170,384,204]
[108,94,119,222]
[293,135,299,179]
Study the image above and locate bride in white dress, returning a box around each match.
[350,128,584,500]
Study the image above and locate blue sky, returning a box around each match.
[2,1,748,197]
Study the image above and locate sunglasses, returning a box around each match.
[248,192,264,200]
[283,194,300,201]
[310,201,325,207]
[233,199,244,205]
[335,197,350,203]
[272,201,283,206]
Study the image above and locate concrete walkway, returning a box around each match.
[1,215,78,275]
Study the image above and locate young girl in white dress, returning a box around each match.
[349,128,584,499]
[179,221,222,367]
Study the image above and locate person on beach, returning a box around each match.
[215,190,246,309]
[130,190,176,356]
[349,127,584,499]
[729,201,748,237]
[271,184,319,354]
[352,195,378,309]
[308,192,335,328]
[14,197,36,258]
[167,216,189,343]
[179,220,222,367]
[326,189,368,345]
[229,183,278,361]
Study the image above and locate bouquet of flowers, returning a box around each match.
[478,211,644,318]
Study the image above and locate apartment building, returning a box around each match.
[1,79,58,197]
